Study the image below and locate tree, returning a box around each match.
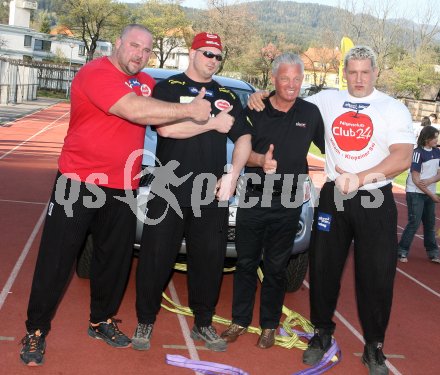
[385,49,440,99]
[135,0,191,68]
[254,43,281,89]
[39,12,52,34]
[55,0,128,62]
[194,0,256,73]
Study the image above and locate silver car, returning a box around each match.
[77,68,317,292]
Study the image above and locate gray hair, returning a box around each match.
[272,53,304,75]
[344,46,377,69]
[120,24,152,39]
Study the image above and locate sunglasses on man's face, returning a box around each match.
[197,50,223,62]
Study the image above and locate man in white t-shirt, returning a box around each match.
[248,46,415,375]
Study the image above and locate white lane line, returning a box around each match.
[397,224,423,240]
[302,280,403,375]
[0,336,15,341]
[168,280,203,375]
[0,199,46,205]
[0,111,69,161]
[396,268,440,298]
[0,204,47,310]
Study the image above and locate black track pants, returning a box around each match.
[309,181,397,343]
[26,173,136,333]
[136,197,228,327]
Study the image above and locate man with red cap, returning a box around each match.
[132,32,253,352]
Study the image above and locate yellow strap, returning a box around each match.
[164,263,315,350]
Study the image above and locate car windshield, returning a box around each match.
[142,69,256,166]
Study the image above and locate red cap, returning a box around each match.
[191,32,222,52]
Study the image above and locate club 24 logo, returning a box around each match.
[332,107,373,152]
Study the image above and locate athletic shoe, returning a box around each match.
[361,342,389,375]
[430,257,440,264]
[398,256,408,263]
[132,323,154,350]
[20,329,46,366]
[303,328,332,365]
[190,325,227,352]
[88,318,131,348]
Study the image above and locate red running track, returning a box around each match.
[0,103,439,375]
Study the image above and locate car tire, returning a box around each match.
[76,234,92,279]
[285,251,309,292]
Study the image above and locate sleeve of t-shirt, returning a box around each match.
[410,149,422,172]
[386,102,416,146]
[228,105,255,142]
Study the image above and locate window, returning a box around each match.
[100,45,108,52]
[24,35,32,47]
[34,39,51,52]
[78,45,85,56]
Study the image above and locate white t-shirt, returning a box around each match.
[306,89,415,190]
[406,146,440,194]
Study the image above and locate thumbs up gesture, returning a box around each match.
[263,144,277,174]
[188,87,212,122]
[210,105,234,133]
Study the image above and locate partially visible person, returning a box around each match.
[19,24,212,367]
[247,46,415,375]
[429,113,438,125]
[398,125,440,263]
[414,116,431,139]
[220,53,324,350]
[133,32,252,353]
[421,116,432,127]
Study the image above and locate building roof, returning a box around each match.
[50,25,74,37]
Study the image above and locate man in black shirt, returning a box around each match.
[221,53,325,349]
[133,32,252,352]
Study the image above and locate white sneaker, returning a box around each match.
[398,256,408,263]
[430,257,440,264]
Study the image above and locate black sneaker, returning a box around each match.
[303,328,333,365]
[361,342,389,375]
[88,318,131,348]
[131,323,153,351]
[190,325,227,352]
[20,329,46,366]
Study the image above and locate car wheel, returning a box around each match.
[76,234,92,279]
[285,251,309,292]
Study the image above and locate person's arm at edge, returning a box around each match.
[247,90,270,111]
[230,134,253,179]
[155,106,234,139]
[336,143,413,193]
[420,168,440,186]
[357,143,413,185]
[109,89,211,125]
[216,134,252,201]
[411,170,440,201]
[247,151,265,167]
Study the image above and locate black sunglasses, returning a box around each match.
[197,50,223,62]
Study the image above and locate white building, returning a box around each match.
[0,0,112,65]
